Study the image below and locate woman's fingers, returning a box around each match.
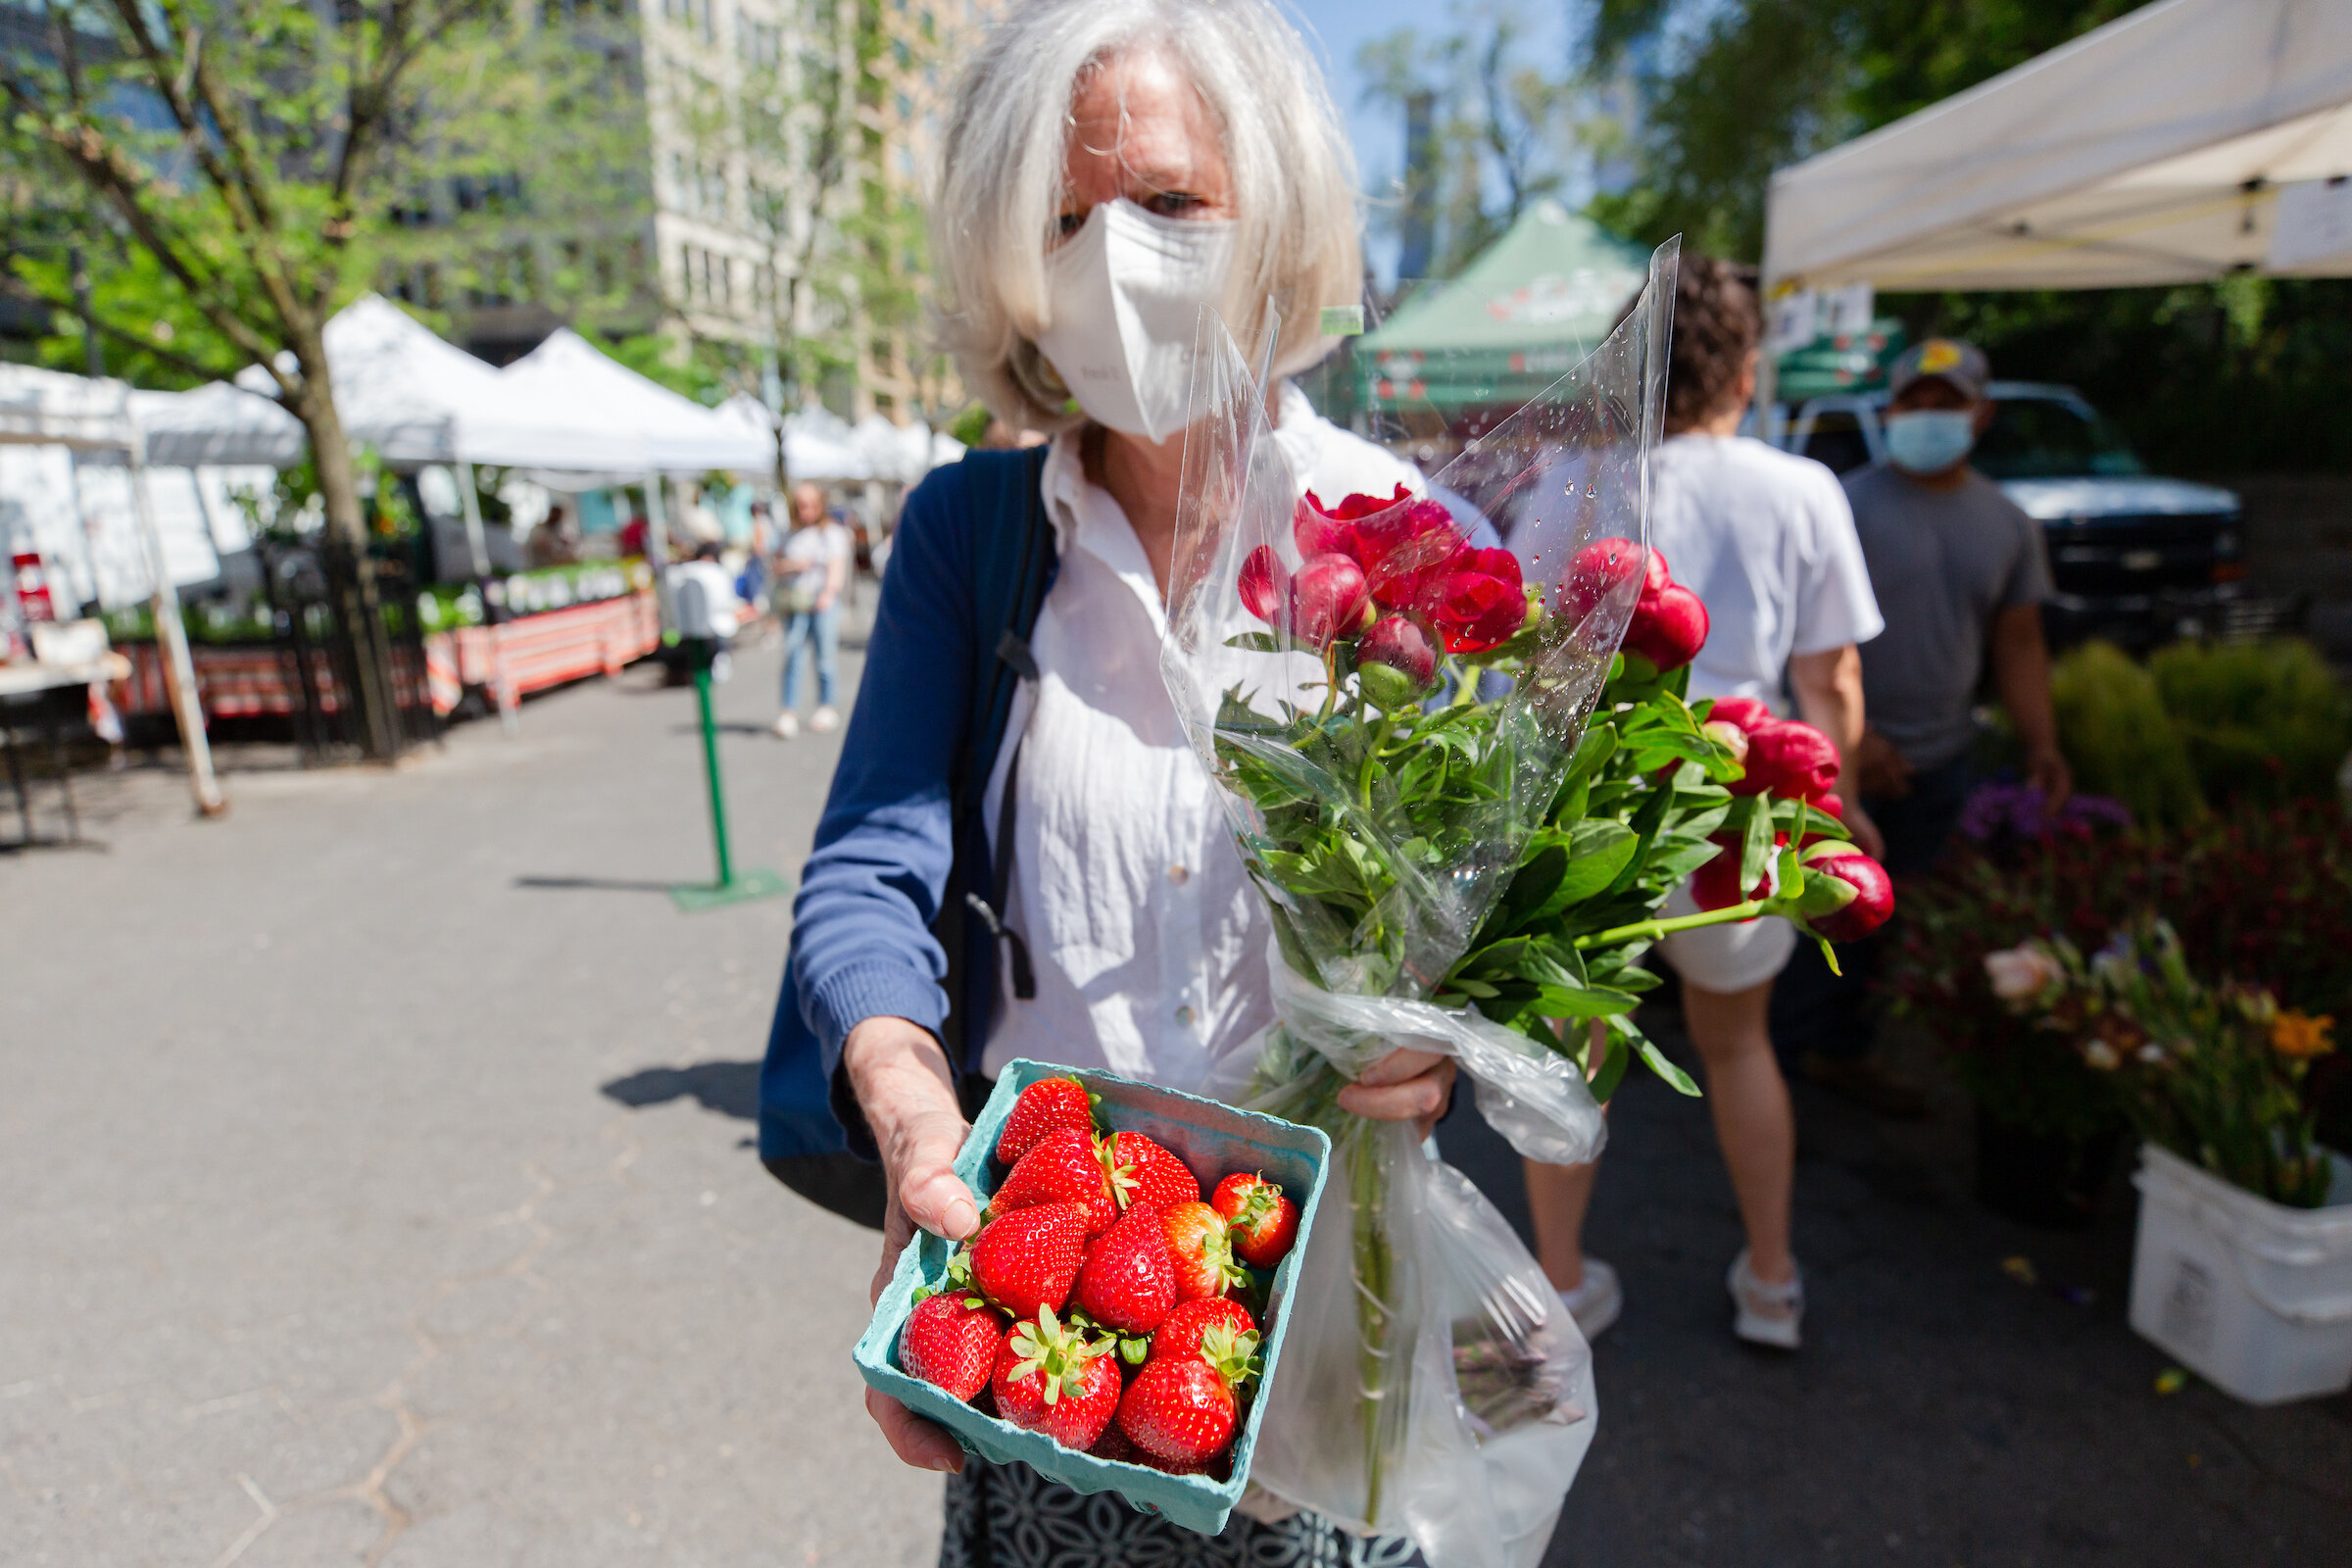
[1337,1054,1456,1125]
[867,1388,967,1473]
[891,1104,982,1242]
[1353,1046,1448,1086]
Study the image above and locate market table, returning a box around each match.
[0,653,131,847]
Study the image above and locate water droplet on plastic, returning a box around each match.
[1585,484,1597,499]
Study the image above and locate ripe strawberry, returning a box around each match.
[995,1076,1099,1165]
[1150,1297,1256,1366]
[1073,1199,1177,1334]
[899,1284,1004,1402]
[989,1128,1118,1237]
[991,1306,1122,1451]
[1209,1172,1300,1268]
[1163,1200,1250,1301]
[969,1201,1088,1319]
[1109,1131,1200,1212]
[1089,1421,1150,1466]
[1117,1353,1244,1467]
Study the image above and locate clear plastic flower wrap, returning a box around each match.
[1158,240,1680,1566]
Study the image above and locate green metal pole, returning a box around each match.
[693,662,734,887]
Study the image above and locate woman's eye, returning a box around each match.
[1144,191,1201,218]
[1054,211,1087,239]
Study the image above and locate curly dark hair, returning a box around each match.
[1663,255,1761,432]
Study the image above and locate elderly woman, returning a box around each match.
[764,2,1449,1561]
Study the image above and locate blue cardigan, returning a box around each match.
[759,448,1054,1164]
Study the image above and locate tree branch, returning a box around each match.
[0,273,243,385]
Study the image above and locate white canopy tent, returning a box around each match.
[129,382,307,469]
[0,364,221,814]
[1762,0,2352,296]
[499,329,774,474]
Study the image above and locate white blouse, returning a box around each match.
[978,385,1420,1096]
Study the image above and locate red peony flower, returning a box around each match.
[1736,720,1838,801]
[1419,555,1528,654]
[1294,488,1470,615]
[1556,536,1667,626]
[1705,696,1774,734]
[1287,552,1372,649]
[1358,613,1439,688]
[1692,830,1784,914]
[1622,583,1707,670]
[1804,851,1894,941]
[1238,545,1287,623]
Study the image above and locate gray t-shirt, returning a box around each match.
[1843,463,2051,769]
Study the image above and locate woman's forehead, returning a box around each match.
[1064,49,1226,199]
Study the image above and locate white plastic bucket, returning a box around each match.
[2128,1142,2352,1404]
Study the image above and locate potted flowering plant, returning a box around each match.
[1984,918,2352,1404]
[1884,784,2135,1224]
[1159,254,1894,1564]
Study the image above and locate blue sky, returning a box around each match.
[1280,1,1580,280]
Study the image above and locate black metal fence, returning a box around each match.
[256,539,441,763]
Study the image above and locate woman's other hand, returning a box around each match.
[1336,1047,1457,1138]
[843,1015,979,1473]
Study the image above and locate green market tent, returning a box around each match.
[1357,202,1652,413]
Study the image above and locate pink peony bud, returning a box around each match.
[1700,719,1750,767]
[1420,559,1528,653]
[1805,852,1893,941]
[1735,719,1839,801]
[1238,545,1288,623]
[1358,613,1438,688]
[1705,696,1774,734]
[1288,552,1372,648]
[1622,583,1708,670]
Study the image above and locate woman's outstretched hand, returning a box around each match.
[1337,1046,1457,1138]
[844,1014,980,1474]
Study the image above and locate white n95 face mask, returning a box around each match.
[1034,199,1236,445]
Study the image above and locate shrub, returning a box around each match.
[2048,641,2206,831]
[2148,638,2352,809]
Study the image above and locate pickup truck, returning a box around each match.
[1777,383,2254,649]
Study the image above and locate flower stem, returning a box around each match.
[1573,899,1770,949]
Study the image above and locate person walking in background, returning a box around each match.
[772,480,852,739]
[1772,337,2071,1111]
[1523,257,1884,1351]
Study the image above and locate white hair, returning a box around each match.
[931,0,1363,432]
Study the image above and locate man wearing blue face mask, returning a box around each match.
[1772,337,2070,1115]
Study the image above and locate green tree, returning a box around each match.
[1358,3,1586,281]
[2,0,648,754]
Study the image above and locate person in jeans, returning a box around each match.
[1772,337,2071,1109]
[1523,257,1884,1351]
[772,481,852,739]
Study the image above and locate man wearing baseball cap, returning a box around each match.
[1773,336,2071,1114]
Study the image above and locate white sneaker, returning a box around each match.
[771,711,800,739]
[1554,1258,1622,1342]
[809,705,840,733]
[1728,1250,1803,1349]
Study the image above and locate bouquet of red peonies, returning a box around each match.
[1158,244,1892,1566]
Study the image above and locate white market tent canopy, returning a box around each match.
[1762,0,2352,292]
[129,381,306,468]
[236,294,616,471]
[498,328,773,475]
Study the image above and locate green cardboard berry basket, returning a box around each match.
[853,1057,1332,1537]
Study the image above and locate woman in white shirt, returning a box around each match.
[795,4,1453,1560]
[1525,258,1885,1352]
[771,481,853,738]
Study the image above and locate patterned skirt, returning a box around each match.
[939,1455,1426,1568]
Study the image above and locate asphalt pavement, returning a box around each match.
[3,598,2346,1568]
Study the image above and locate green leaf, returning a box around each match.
[1590,1026,1632,1102]
[1222,631,1291,652]
[1739,791,1776,890]
[1533,983,1642,1017]
[1637,1036,1703,1096]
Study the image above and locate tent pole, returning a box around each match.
[127,431,226,817]
[457,460,492,578]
